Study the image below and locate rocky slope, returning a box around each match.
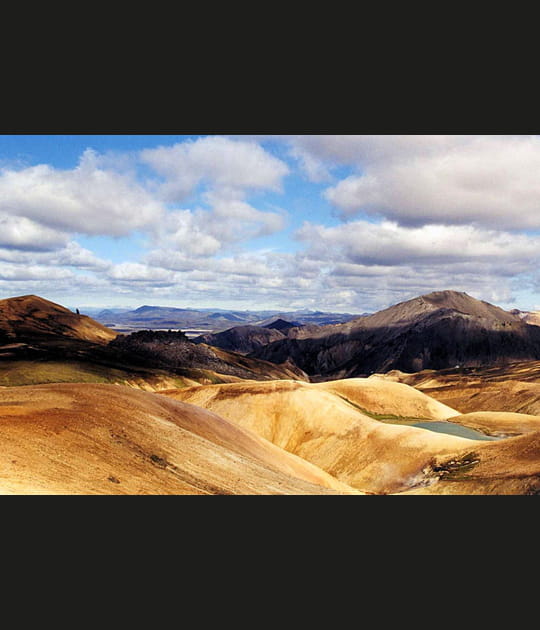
[251,291,540,378]
[193,325,286,355]
[109,330,307,382]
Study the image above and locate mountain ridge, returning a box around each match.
[251,290,540,378]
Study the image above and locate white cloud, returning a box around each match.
[0,149,164,236]
[54,242,111,271]
[287,135,471,172]
[313,135,540,229]
[107,262,176,285]
[0,214,68,251]
[140,136,289,201]
[0,263,75,282]
[297,219,540,265]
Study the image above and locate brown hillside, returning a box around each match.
[161,378,540,495]
[0,295,116,344]
[0,383,355,495]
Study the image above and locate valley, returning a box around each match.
[1,291,540,495]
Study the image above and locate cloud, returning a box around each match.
[287,135,472,172]
[296,220,540,266]
[0,263,75,282]
[140,136,289,201]
[0,214,68,251]
[312,135,540,229]
[0,149,164,236]
[107,262,176,285]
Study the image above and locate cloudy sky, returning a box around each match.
[1,134,539,313]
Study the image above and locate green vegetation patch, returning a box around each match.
[432,452,480,482]
[0,360,187,389]
[335,394,431,423]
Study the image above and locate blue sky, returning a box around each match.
[0,134,539,312]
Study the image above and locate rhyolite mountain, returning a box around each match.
[250,290,540,379]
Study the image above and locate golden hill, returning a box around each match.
[0,383,356,495]
[161,378,540,495]
[0,295,116,344]
[448,411,540,438]
[379,360,540,416]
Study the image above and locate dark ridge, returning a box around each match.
[250,291,540,379]
[263,319,301,332]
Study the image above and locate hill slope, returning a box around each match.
[193,325,286,355]
[0,297,306,388]
[0,295,117,344]
[161,378,540,495]
[0,383,355,495]
[380,359,540,417]
[251,291,540,378]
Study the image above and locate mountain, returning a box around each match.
[0,383,355,494]
[0,296,306,389]
[193,325,287,355]
[109,330,307,382]
[263,318,301,332]
[0,295,117,344]
[510,309,540,326]
[95,305,360,334]
[250,290,540,378]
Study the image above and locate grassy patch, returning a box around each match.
[0,360,180,388]
[335,394,430,423]
[432,452,480,482]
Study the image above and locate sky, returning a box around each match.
[1,133,539,313]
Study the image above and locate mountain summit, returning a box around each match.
[0,295,117,344]
[251,290,540,378]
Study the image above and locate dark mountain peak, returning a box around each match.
[355,290,518,329]
[252,290,540,378]
[263,318,300,331]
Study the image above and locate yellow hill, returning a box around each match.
[161,378,540,495]
[448,411,540,438]
[0,383,356,495]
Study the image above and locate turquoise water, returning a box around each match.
[411,421,500,441]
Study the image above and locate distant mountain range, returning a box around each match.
[5,291,540,387]
[94,305,363,334]
[0,295,306,385]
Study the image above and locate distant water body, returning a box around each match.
[411,421,500,441]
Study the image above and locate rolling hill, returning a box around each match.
[379,359,540,417]
[161,378,540,495]
[0,383,356,495]
[0,296,307,389]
